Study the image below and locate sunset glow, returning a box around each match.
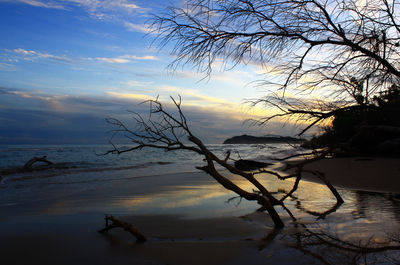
[0,0,304,144]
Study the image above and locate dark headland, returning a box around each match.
[223,134,303,144]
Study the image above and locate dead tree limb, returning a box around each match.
[98,215,147,243]
[106,97,344,228]
[306,170,344,204]
[254,147,344,207]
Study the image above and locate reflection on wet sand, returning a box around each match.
[1,170,400,265]
[285,222,400,265]
[100,173,400,264]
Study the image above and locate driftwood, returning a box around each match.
[98,215,147,243]
[22,156,53,171]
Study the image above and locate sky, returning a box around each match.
[0,0,303,144]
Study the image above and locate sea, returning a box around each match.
[0,143,296,187]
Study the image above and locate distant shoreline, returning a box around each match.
[223,134,303,144]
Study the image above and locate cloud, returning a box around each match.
[121,80,154,87]
[14,48,35,55]
[2,0,150,20]
[106,91,152,101]
[106,85,246,121]
[153,85,279,122]
[69,0,150,20]
[122,54,158,60]
[0,0,65,9]
[0,87,305,144]
[9,48,158,66]
[212,70,255,87]
[0,62,17,71]
[12,48,74,63]
[93,57,131,64]
[89,54,158,64]
[158,85,232,104]
[69,0,144,12]
[124,22,152,33]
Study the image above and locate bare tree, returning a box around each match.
[103,0,400,237]
[152,0,400,133]
[106,97,343,228]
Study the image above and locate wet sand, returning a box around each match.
[1,159,400,265]
[0,212,313,265]
[0,172,274,265]
[282,157,400,193]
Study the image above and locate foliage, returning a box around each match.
[304,83,400,154]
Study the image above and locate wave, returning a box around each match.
[0,168,203,188]
[0,161,174,184]
[0,146,67,153]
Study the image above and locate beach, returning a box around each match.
[276,157,400,194]
[292,157,400,193]
[3,0,400,264]
[0,171,290,265]
[1,145,400,265]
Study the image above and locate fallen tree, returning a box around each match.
[106,97,343,228]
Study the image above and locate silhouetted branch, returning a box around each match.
[153,0,400,135]
[107,97,345,227]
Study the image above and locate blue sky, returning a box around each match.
[0,0,301,144]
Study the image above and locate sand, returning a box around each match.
[1,158,399,265]
[0,212,315,265]
[282,157,400,193]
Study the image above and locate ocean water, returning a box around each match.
[0,143,296,185]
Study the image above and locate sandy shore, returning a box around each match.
[0,171,283,265]
[0,182,302,265]
[1,160,400,264]
[0,211,318,265]
[281,157,400,193]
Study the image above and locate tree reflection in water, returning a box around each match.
[287,223,400,265]
[257,190,400,265]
